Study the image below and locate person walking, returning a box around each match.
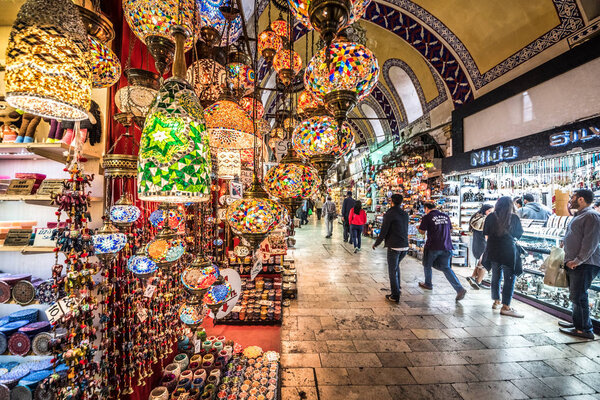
[466,204,494,289]
[373,194,409,303]
[341,191,355,242]
[418,202,467,301]
[520,193,551,221]
[348,201,367,253]
[483,196,524,317]
[560,189,600,339]
[323,196,337,238]
[315,197,324,220]
[300,199,309,226]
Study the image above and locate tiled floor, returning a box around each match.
[281,220,600,400]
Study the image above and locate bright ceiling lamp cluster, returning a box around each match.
[5,0,92,121]
[196,0,243,47]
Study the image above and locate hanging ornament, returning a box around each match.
[109,194,141,228]
[258,28,283,62]
[197,0,243,46]
[127,250,158,278]
[5,0,92,121]
[145,227,185,267]
[88,36,121,89]
[92,219,127,263]
[115,68,160,125]
[270,17,289,37]
[273,48,303,87]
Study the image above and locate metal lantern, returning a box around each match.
[92,220,127,263]
[138,26,212,203]
[115,68,160,124]
[5,0,92,121]
[258,28,283,61]
[203,280,232,316]
[305,41,378,125]
[273,48,302,87]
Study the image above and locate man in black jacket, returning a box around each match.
[341,191,355,242]
[373,194,409,303]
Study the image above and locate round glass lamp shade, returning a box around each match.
[287,0,370,30]
[240,97,265,119]
[115,85,158,117]
[204,100,259,150]
[270,18,289,37]
[88,36,121,89]
[203,282,232,306]
[304,41,379,101]
[225,63,255,96]
[5,0,92,121]
[109,203,141,227]
[197,0,243,46]
[146,234,185,265]
[93,229,127,256]
[216,150,242,179]
[264,161,321,200]
[226,196,284,238]
[297,90,324,116]
[123,0,196,50]
[187,59,226,103]
[292,115,355,159]
[181,264,220,294]
[127,253,158,277]
[138,78,212,202]
[149,207,185,230]
[273,49,302,78]
[258,29,283,60]
[179,303,206,327]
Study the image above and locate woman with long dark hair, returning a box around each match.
[466,204,494,289]
[483,196,524,317]
[349,200,367,253]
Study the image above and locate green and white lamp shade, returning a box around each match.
[138,78,212,203]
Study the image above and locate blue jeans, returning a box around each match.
[423,249,464,293]
[491,262,516,306]
[387,249,407,298]
[567,263,600,333]
[351,225,363,249]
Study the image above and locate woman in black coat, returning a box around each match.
[466,204,494,289]
[483,196,524,318]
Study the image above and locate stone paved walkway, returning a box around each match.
[281,219,600,400]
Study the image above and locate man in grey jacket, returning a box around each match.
[561,189,600,339]
[520,194,551,221]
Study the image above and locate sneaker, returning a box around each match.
[385,295,400,303]
[500,308,524,318]
[353,248,358,253]
[325,235,331,238]
[455,289,467,301]
[558,320,574,328]
[466,277,480,290]
[418,282,432,290]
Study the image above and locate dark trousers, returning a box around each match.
[301,211,308,225]
[343,217,350,241]
[351,225,363,249]
[316,208,322,220]
[567,263,600,333]
[387,249,407,298]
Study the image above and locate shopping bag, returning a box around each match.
[542,247,568,288]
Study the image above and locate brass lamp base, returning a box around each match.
[146,35,175,76]
[200,26,221,47]
[309,0,351,47]
[101,154,138,178]
[281,197,303,217]
[324,90,357,127]
[278,69,294,86]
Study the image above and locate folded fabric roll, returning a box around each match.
[18,321,50,337]
[8,309,38,324]
[35,280,57,305]
[0,321,29,335]
[12,281,36,305]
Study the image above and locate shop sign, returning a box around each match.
[470,145,518,167]
[549,126,600,147]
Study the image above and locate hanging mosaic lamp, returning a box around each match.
[92,219,128,263]
[240,96,265,119]
[197,0,243,47]
[216,149,242,179]
[127,250,158,278]
[225,62,255,98]
[257,119,272,138]
[292,115,355,183]
[270,17,289,38]
[145,226,185,267]
[110,194,141,228]
[115,68,160,129]
[273,48,303,87]
[264,148,320,215]
[187,59,226,106]
[297,90,324,118]
[287,0,370,45]
[305,41,379,125]
[258,28,283,62]
[4,0,92,121]
[88,36,121,89]
[226,175,285,248]
[203,280,232,316]
[138,26,212,203]
[181,255,220,296]
[123,0,196,74]
[204,99,259,150]
[148,203,185,230]
[178,301,206,328]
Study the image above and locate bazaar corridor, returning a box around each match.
[280,220,600,400]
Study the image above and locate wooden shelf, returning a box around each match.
[0,194,101,206]
[0,143,98,164]
[0,246,55,254]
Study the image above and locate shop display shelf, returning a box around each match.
[0,194,102,206]
[0,245,55,254]
[0,143,98,164]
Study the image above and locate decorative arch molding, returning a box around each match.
[359,101,390,144]
[382,58,447,119]
[347,112,373,145]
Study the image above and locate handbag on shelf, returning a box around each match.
[542,247,569,288]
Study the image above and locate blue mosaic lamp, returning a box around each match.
[127,250,158,278]
[178,301,206,328]
[93,219,127,263]
[203,280,232,317]
[109,194,141,229]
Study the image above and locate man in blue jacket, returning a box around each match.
[520,194,551,221]
[341,191,355,242]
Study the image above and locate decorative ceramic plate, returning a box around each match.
[34,385,54,400]
[0,384,8,399]
[10,385,32,400]
[0,282,10,304]
[35,281,57,304]
[234,245,250,257]
[8,332,30,356]
[12,281,35,305]
[31,333,51,357]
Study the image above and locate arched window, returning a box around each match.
[361,104,386,143]
[389,66,423,123]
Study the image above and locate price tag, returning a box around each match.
[45,302,64,325]
[137,308,148,322]
[250,250,263,281]
[144,285,156,298]
[58,296,78,313]
[194,340,202,354]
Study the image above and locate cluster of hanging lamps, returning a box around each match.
[5,0,92,121]
[137,25,213,203]
[273,47,303,86]
[225,51,256,98]
[305,40,379,126]
[123,0,196,74]
[196,0,243,47]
